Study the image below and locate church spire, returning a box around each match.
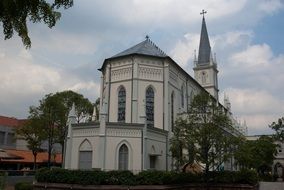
[197,10,211,65]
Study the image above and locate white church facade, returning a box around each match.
[64,16,247,172]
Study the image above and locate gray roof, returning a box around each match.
[111,38,167,58]
[197,17,211,65]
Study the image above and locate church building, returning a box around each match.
[64,14,246,171]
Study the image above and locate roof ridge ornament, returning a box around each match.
[145,35,150,40]
[200,9,207,18]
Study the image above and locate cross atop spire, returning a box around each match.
[200,9,207,18]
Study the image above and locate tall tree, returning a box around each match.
[52,90,93,163]
[171,92,236,174]
[0,0,73,48]
[27,90,93,168]
[270,117,284,142]
[16,116,45,170]
[234,136,277,175]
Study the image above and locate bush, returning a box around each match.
[35,168,259,186]
[234,169,258,185]
[0,172,6,190]
[15,182,33,190]
[105,170,136,185]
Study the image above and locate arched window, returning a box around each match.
[181,85,184,108]
[118,86,126,122]
[78,139,92,170]
[118,144,128,170]
[171,92,175,132]
[146,86,154,127]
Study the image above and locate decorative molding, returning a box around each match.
[139,67,162,81]
[139,58,163,66]
[107,128,142,137]
[111,67,132,81]
[73,128,99,137]
[111,60,132,68]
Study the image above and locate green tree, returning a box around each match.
[234,136,277,175]
[27,90,93,168]
[0,0,73,48]
[93,97,100,121]
[16,117,45,170]
[171,92,236,174]
[270,117,284,142]
[51,90,93,162]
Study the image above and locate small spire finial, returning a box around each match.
[200,9,207,18]
[145,35,150,40]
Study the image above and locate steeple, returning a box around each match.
[193,10,219,101]
[198,10,211,65]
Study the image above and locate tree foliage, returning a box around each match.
[234,136,277,175]
[0,0,73,48]
[170,92,237,174]
[24,90,93,167]
[16,117,45,170]
[270,117,284,142]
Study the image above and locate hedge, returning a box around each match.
[0,172,6,190]
[35,168,258,186]
[15,182,33,190]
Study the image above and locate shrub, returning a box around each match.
[234,169,258,185]
[35,168,259,186]
[15,182,33,190]
[0,172,6,190]
[105,170,136,185]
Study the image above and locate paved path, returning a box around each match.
[259,182,284,190]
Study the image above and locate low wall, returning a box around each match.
[34,183,257,190]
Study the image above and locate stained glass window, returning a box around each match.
[118,86,126,122]
[146,86,154,127]
[118,144,128,170]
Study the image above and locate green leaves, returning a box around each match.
[270,117,284,142]
[234,136,277,174]
[0,0,73,48]
[170,92,236,173]
[21,90,93,167]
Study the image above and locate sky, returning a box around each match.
[0,0,284,135]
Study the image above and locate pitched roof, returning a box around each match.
[1,149,62,164]
[0,116,26,128]
[111,38,167,59]
[197,16,211,65]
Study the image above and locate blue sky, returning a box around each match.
[0,0,284,135]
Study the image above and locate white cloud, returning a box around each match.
[32,29,98,55]
[258,0,284,14]
[170,33,200,68]
[230,44,272,69]
[68,81,100,92]
[224,88,284,114]
[221,88,284,134]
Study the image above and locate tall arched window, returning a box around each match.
[118,144,128,170]
[78,139,93,170]
[181,85,184,108]
[146,86,154,127]
[171,92,175,132]
[118,86,126,122]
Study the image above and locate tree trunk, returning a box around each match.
[33,152,37,170]
[61,141,64,166]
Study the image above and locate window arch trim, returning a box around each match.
[115,140,133,170]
